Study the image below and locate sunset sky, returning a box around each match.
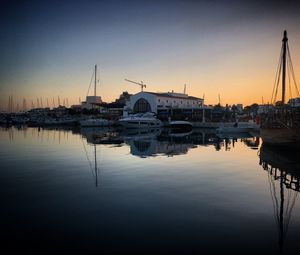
[1,0,300,109]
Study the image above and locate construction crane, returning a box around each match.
[125,79,146,92]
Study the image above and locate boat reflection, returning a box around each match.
[79,127,260,157]
[124,128,197,158]
[259,144,300,253]
[80,127,123,146]
[78,128,261,186]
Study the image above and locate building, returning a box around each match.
[81,96,102,110]
[288,97,300,108]
[236,104,243,113]
[115,91,132,105]
[257,104,274,115]
[100,102,125,120]
[124,91,204,120]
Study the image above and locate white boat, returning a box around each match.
[80,118,109,127]
[118,112,162,128]
[169,120,193,130]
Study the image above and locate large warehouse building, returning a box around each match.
[124,91,204,120]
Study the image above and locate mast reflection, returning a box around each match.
[259,144,300,253]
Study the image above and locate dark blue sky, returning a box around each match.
[1,0,300,106]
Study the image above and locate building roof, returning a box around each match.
[143,91,203,100]
[99,102,125,108]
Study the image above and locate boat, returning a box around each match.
[11,114,30,125]
[169,120,193,131]
[43,117,76,126]
[260,126,300,148]
[216,132,254,139]
[80,118,109,127]
[216,126,253,133]
[120,128,162,138]
[216,122,257,134]
[260,30,300,148]
[118,112,162,128]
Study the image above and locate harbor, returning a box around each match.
[1,1,300,254]
[1,28,300,254]
[1,31,299,143]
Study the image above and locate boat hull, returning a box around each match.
[119,120,162,129]
[260,128,300,149]
[169,121,193,131]
[80,120,109,127]
[216,127,253,133]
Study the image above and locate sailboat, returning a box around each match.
[260,30,300,148]
[80,65,110,127]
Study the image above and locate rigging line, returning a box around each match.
[283,195,293,241]
[287,44,300,97]
[273,54,282,104]
[272,172,281,225]
[274,60,282,104]
[283,188,292,236]
[268,169,280,226]
[268,170,279,226]
[285,187,298,223]
[284,191,298,240]
[271,46,283,104]
[284,187,292,223]
[287,44,300,95]
[86,68,95,97]
[98,67,101,88]
[287,57,293,99]
[81,138,96,179]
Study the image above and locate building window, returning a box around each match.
[133,98,151,113]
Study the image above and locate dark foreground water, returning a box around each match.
[0,126,299,254]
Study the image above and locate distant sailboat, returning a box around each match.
[80,65,110,127]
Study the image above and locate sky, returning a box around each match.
[1,0,300,109]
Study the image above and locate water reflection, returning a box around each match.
[1,126,300,254]
[259,144,300,253]
[78,127,261,157]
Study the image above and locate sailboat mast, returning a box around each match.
[282,30,288,105]
[279,172,284,252]
[94,144,98,187]
[94,64,97,97]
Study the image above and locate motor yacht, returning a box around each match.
[118,112,162,128]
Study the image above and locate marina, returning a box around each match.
[1,1,300,254]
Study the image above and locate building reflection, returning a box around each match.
[259,144,300,253]
[79,127,260,157]
[125,129,197,158]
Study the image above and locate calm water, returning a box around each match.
[0,126,299,254]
